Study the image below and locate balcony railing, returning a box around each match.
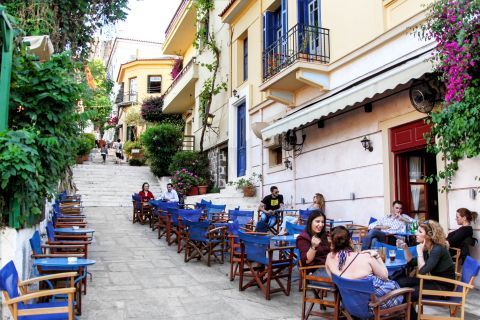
[117,91,138,106]
[182,135,195,151]
[163,57,196,98]
[165,0,190,39]
[262,23,330,81]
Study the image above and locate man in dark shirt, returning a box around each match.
[256,186,284,232]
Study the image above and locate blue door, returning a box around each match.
[237,103,246,177]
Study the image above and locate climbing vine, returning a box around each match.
[416,0,480,190]
[193,0,227,152]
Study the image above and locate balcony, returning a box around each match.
[162,58,199,114]
[260,24,331,106]
[163,0,196,55]
[182,135,195,151]
[116,91,138,107]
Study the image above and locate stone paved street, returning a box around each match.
[81,206,480,320]
[82,206,301,320]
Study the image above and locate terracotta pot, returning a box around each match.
[82,154,89,161]
[188,186,199,196]
[243,186,256,197]
[76,156,84,164]
[198,185,208,195]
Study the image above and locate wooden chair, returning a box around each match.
[0,260,76,320]
[228,218,259,281]
[238,231,295,300]
[300,265,342,319]
[184,221,227,266]
[418,256,480,320]
[30,231,86,259]
[332,273,414,320]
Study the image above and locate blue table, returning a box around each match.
[384,257,407,275]
[54,227,95,234]
[33,258,95,315]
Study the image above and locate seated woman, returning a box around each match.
[139,182,154,203]
[280,193,325,235]
[296,210,330,277]
[396,220,455,318]
[447,208,477,260]
[325,226,403,310]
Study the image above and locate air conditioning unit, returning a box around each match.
[263,135,281,148]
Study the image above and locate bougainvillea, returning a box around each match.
[417,0,479,104]
[107,115,118,126]
[171,58,183,80]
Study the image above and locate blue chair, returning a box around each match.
[153,201,179,239]
[0,260,76,320]
[285,221,305,235]
[206,204,227,221]
[184,221,227,266]
[46,222,91,258]
[331,273,413,319]
[30,231,85,259]
[228,209,254,222]
[238,231,295,300]
[418,255,480,319]
[227,219,254,281]
[299,209,311,224]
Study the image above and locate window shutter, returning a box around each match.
[263,11,274,50]
[281,0,288,37]
[297,0,307,25]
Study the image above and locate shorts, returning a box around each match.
[116,152,122,159]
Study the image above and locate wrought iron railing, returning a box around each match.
[163,57,196,98]
[182,135,195,151]
[117,91,138,105]
[262,23,330,81]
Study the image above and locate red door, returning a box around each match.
[391,119,438,221]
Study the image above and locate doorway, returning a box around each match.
[237,102,246,177]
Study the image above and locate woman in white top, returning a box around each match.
[279,193,325,235]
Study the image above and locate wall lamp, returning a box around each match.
[206,113,219,135]
[233,89,239,98]
[361,136,373,152]
[284,157,292,170]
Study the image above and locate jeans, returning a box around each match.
[362,229,387,250]
[256,212,277,232]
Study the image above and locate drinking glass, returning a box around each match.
[389,250,396,262]
[378,247,387,262]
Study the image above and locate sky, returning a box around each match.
[112,0,183,43]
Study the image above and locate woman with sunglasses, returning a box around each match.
[396,220,455,319]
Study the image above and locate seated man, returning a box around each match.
[256,186,284,233]
[362,200,412,250]
[161,183,179,202]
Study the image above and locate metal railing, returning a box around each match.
[165,0,190,38]
[262,23,330,81]
[117,91,138,105]
[163,57,196,98]
[182,135,195,151]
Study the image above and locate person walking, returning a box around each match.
[114,139,123,164]
[100,145,108,164]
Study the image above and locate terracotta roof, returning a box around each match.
[219,0,237,17]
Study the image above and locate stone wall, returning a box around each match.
[208,146,228,189]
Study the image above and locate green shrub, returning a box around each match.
[128,158,145,166]
[141,123,183,177]
[124,140,143,157]
[168,151,210,179]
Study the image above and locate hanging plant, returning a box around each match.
[171,58,183,80]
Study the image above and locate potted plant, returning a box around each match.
[228,173,262,197]
[198,177,208,195]
[171,168,199,198]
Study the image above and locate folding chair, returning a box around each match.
[184,221,227,266]
[238,231,295,300]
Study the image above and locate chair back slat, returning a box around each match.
[167,208,179,225]
[460,256,480,286]
[187,221,211,241]
[29,231,43,255]
[331,273,375,318]
[286,221,305,235]
[132,193,142,210]
[206,204,226,220]
[368,217,377,225]
[239,231,270,264]
[0,261,20,299]
[229,210,254,222]
[177,209,203,222]
[46,221,55,241]
[299,209,311,222]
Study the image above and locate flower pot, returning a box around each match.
[188,186,199,196]
[76,156,84,164]
[243,186,256,197]
[82,154,89,161]
[198,185,208,195]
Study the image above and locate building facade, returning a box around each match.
[221,0,479,262]
[115,58,176,141]
[162,0,231,188]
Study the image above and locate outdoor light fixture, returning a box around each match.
[233,89,239,98]
[284,158,292,170]
[361,136,373,152]
[206,113,215,127]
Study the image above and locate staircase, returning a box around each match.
[72,149,162,207]
[186,185,261,212]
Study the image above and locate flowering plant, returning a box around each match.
[107,115,118,126]
[171,168,199,195]
[171,58,183,80]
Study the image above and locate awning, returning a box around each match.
[261,51,433,139]
[23,36,54,61]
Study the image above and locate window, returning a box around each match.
[269,147,283,167]
[147,75,162,93]
[243,38,248,81]
[128,77,137,102]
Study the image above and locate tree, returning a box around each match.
[83,59,113,136]
[3,0,129,61]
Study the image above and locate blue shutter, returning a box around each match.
[263,11,274,50]
[297,0,307,25]
[281,0,288,37]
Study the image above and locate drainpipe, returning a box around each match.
[292,153,297,207]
